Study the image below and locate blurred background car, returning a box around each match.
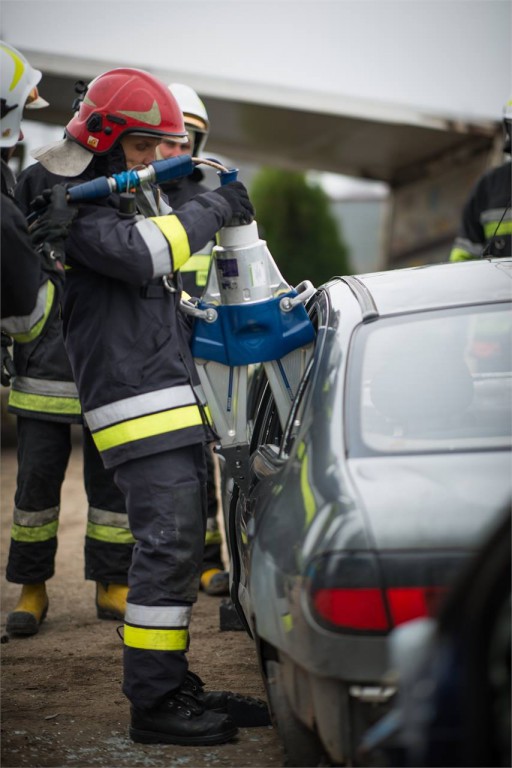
[223,258,512,766]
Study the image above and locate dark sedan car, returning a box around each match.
[223,258,512,766]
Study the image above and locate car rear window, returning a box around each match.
[346,303,512,455]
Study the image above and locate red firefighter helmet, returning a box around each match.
[65,68,187,154]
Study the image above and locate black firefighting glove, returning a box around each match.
[1,332,16,387]
[30,184,78,265]
[211,181,255,225]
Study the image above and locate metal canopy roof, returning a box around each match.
[22,51,500,188]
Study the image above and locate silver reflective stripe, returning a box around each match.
[1,283,48,336]
[193,384,208,407]
[125,602,191,627]
[480,208,512,224]
[13,506,59,526]
[84,385,197,431]
[88,507,130,529]
[134,218,172,277]
[11,376,79,398]
[453,237,482,257]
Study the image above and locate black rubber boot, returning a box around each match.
[130,689,238,745]
[183,671,271,727]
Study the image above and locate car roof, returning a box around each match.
[345,259,512,317]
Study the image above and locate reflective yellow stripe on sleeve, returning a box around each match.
[449,248,475,262]
[92,404,211,452]
[124,625,189,651]
[149,215,190,271]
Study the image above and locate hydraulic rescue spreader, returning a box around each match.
[66,156,316,491]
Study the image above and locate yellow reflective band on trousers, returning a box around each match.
[92,404,211,452]
[483,221,512,239]
[86,522,135,544]
[124,625,189,651]
[8,389,81,416]
[11,282,55,344]
[149,215,190,271]
[11,520,58,543]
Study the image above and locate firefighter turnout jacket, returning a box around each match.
[61,173,233,469]
[1,159,62,342]
[8,164,81,423]
[450,161,512,261]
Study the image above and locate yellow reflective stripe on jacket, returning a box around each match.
[92,404,211,452]
[124,625,189,651]
[86,522,136,545]
[149,215,190,271]
[483,220,512,239]
[8,389,81,416]
[10,281,55,344]
[179,255,211,273]
[11,520,58,543]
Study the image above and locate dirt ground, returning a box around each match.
[0,438,284,768]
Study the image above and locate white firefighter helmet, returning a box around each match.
[168,82,209,156]
[0,41,48,147]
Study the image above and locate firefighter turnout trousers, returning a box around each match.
[7,419,132,584]
[114,444,207,710]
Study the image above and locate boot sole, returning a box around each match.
[129,725,238,745]
[6,604,48,636]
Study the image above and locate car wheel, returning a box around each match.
[266,660,329,767]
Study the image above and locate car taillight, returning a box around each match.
[307,552,459,634]
[313,588,389,631]
[386,586,447,625]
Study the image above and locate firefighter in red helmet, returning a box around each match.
[25,67,254,745]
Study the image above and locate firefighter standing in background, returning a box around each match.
[450,99,511,262]
[28,67,253,744]
[1,43,78,636]
[157,82,229,598]
[6,155,134,637]
[1,41,64,336]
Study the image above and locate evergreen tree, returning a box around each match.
[250,168,351,288]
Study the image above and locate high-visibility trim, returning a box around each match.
[205,529,222,545]
[2,282,54,342]
[86,522,135,544]
[11,520,59,543]
[483,220,512,239]
[449,237,483,262]
[480,208,512,224]
[10,376,79,398]
[124,625,189,651]
[85,385,198,431]
[125,602,191,626]
[149,215,190,271]
[92,404,209,452]
[179,254,212,273]
[13,506,59,526]
[88,507,130,529]
[134,218,172,277]
[8,390,81,416]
